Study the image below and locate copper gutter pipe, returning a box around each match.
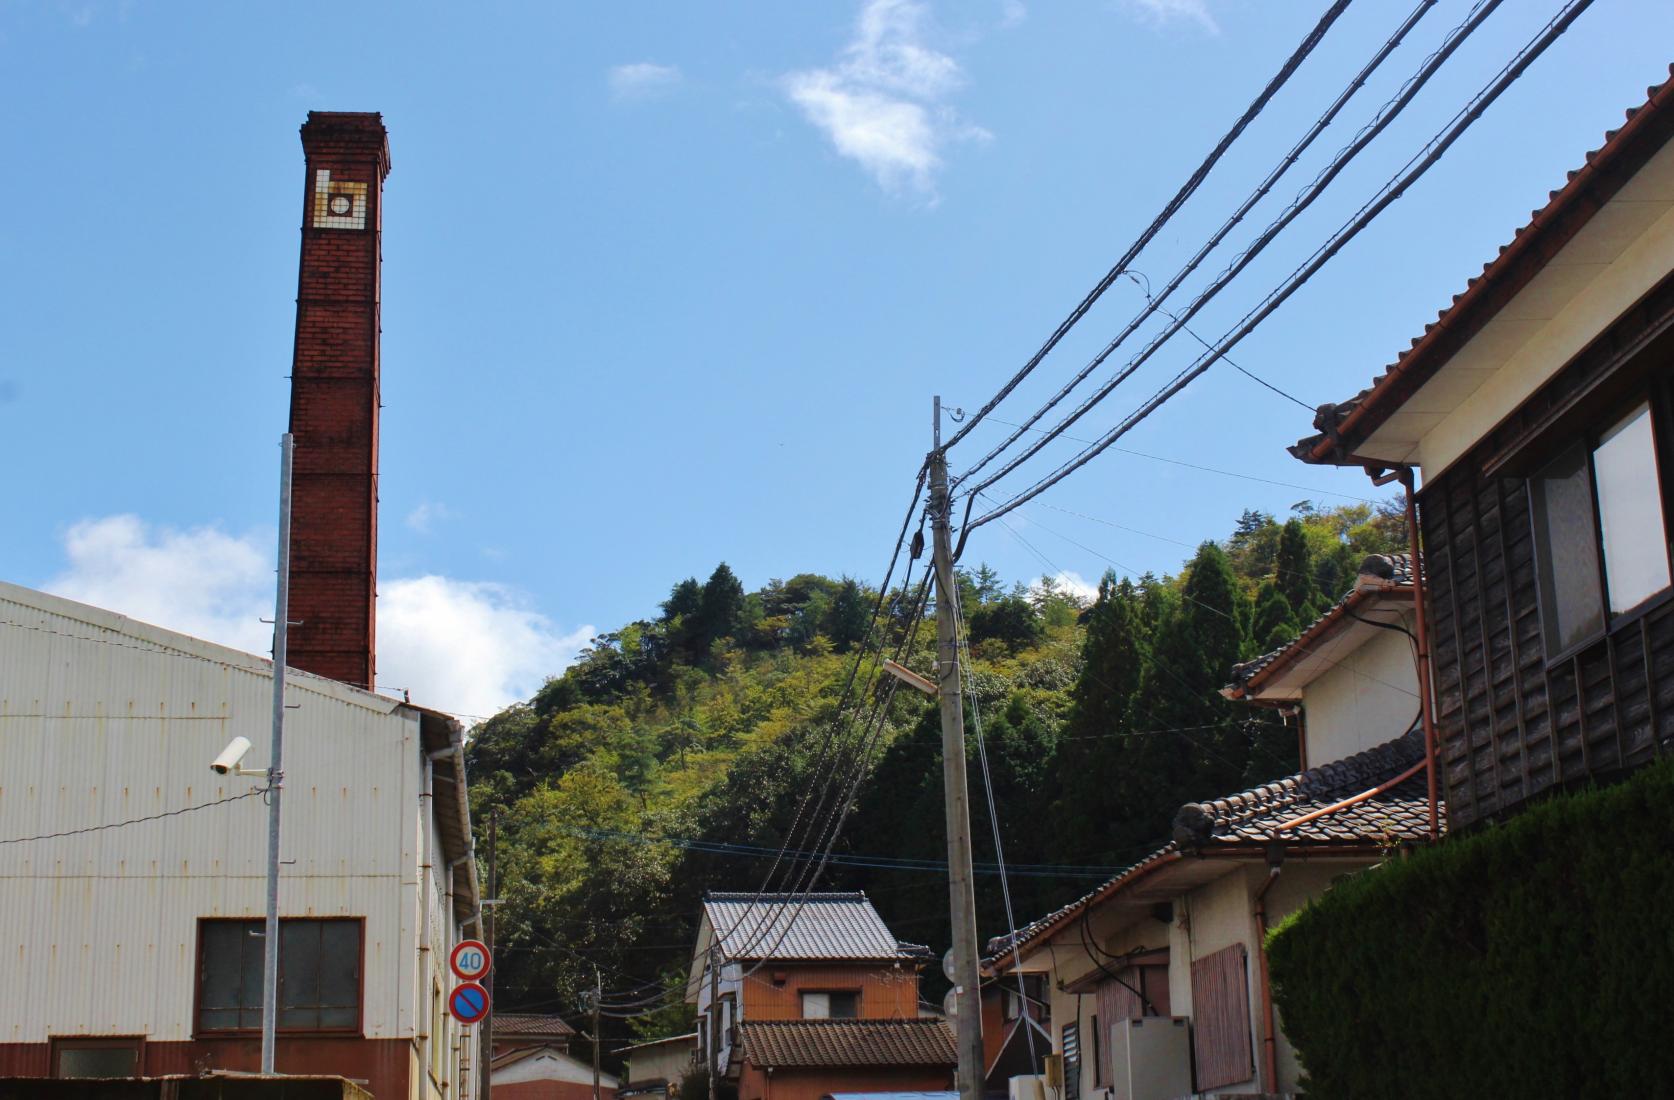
[1253,858,1284,1094]
[1271,759,1427,834]
[1394,467,1441,839]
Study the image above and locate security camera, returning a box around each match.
[211,736,256,776]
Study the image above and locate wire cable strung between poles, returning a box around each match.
[713,467,929,963]
[940,0,1355,454]
[952,0,1438,486]
[966,0,1595,537]
[957,0,1504,503]
[0,787,268,846]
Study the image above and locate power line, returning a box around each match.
[969,0,1593,534]
[941,0,1355,452]
[0,788,268,846]
[954,0,1436,483]
[976,416,1381,504]
[958,0,1503,502]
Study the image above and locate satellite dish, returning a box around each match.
[942,949,958,984]
[942,988,958,1019]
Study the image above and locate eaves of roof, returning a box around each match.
[987,729,1437,967]
[1223,552,1416,700]
[1292,67,1674,467]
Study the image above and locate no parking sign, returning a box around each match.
[449,981,491,1025]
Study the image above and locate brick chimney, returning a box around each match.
[285,112,391,691]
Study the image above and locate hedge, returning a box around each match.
[1266,757,1674,1098]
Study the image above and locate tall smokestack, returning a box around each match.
[285,112,390,691]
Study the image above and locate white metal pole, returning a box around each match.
[261,433,294,1075]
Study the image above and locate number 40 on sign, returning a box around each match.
[451,939,492,982]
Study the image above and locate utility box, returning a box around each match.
[1008,1075,1048,1100]
[1108,1017,1191,1100]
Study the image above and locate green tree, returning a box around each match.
[696,562,746,650]
[824,578,869,653]
[1120,543,1250,839]
[969,594,1043,653]
[1052,573,1145,864]
[1249,581,1300,653]
[1276,519,1319,620]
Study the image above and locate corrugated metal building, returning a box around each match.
[0,580,480,1100]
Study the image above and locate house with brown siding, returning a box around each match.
[685,893,954,1100]
[1292,67,1674,828]
[988,555,1434,1097]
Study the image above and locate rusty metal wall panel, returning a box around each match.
[0,584,430,1052]
[1189,944,1252,1091]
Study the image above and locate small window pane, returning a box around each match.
[828,991,858,1019]
[57,1046,138,1078]
[801,992,830,1019]
[1532,443,1605,652]
[1594,404,1671,614]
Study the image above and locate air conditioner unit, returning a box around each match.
[1008,1075,1047,1100]
[1107,1017,1191,1100]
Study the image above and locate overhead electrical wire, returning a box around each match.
[0,787,268,846]
[969,0,1595,533]
[939,0,1356,453]
[954,0,1439,486]
[958,0,1504,503]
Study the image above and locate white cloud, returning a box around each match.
[1038,570,1100,604]
[47,515,273,654]
[42,515,590,722]
[999,0,1027,28]
[1122,0,1218,34]
[782,0,989,197]
[405,500,453,534]
[609,62,683,101]
[378,576,593,721]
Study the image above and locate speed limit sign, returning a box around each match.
[450,939,492,982]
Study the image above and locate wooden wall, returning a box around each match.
[1419,272,1674,829]
[739,964,922,1021]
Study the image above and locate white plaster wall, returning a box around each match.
[1301,621,1420,766]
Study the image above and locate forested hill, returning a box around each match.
[464,501,1404,1043]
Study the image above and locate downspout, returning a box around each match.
[1252,849,1285,1094]
[423,744,460,1092]
[1393,466,1441,839]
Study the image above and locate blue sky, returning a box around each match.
[3,0,1669,718]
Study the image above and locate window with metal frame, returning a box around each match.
[1531,399,1672,657]
[1062,1020,1080,1100]
[50,1037,142,1079]
[799,990,859,1019]
[196,918,362,1033]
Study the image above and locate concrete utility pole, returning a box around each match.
[261,432,295,1077]
[930,398,984,1100]
[481,809,497,1100]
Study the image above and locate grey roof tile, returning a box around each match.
[738,1019,956,1069]
[705,892,909,962]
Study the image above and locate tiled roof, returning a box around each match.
[1173,727,1434,847]
[704,892,910,962]
[987,729,1438,963]
[1224,553,1415,695]
[1292,67,1674,467]
[492,1013,577,1038]
[738,1019,956,1069]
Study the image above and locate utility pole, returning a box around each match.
[592,966,603,1100]
[481,809,497,1100]
[261,433,294,1077]
[930,398,984,1100]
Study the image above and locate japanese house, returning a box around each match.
[1293,67,1674,828]
[988,554,1434,1097]
[686,892,955,1100]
